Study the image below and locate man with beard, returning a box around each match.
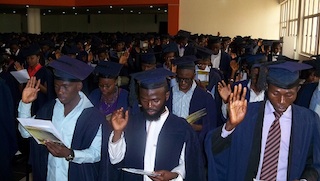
[108,68,205,181]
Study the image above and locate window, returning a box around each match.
[280,1,288,38]
[301,0,320,55]
[288,0,299,37]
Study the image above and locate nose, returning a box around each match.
[148,101,153,108]
[280,95,285,104]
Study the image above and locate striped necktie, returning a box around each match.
[260,111,283,181]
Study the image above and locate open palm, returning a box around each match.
[22,77,40,104]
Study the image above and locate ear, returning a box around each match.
[165,91,170,101]
[77,82,83,91]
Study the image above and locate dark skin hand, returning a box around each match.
[44,140,71,158]
[148,170,179,181]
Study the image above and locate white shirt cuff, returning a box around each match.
[221,123,235,138]
[108,131,126,164]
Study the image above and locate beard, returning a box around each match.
[142,105,166,121]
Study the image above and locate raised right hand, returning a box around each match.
[22,77,40,104]
[217,80,232,103]
[225,84,247,131]
[110,108,129,142]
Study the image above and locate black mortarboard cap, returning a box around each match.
[132,67,175,89]
[140,53,156,64]
[48,55,94,81]
[62,45,79,55]
[258,60,312,89]
[195,46,213,60]
[177,30,191,39]
[24,44,41,57]
[94,61,123,78]
[305,59,320,77]
[244,54,267,67]
[162,43,178,54]
[173,55,197,70]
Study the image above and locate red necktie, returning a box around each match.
[260,111,282,181]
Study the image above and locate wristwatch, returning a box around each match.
[65,149,74,161]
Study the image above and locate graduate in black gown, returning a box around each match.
[108,68,205,181]
[206,60,320,181]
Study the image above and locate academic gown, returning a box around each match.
[167,86,217,147]
[28,100,107,181]
[115,112,205,181]
[206,101,320,181]
[89,88,130,111]
[207,68,224,126]
[294,82,318,108]
[0,78,18,181]
[218,52,232,82]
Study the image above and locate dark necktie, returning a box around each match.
[260,111,282,181]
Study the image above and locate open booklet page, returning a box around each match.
[121,168,161,177]
[17,118,65,145]
[10,69,30,84]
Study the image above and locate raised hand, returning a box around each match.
[111,107,129,142]
[14,61,24,71]
[22,77,40,104]
[149,170,178,181]
[225,84,247,131]
[217,80,232,103]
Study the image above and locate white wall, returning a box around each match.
[179,0,280,39]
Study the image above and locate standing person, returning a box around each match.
[109,68,205,181]
[89,61,129,122]
[18,55,106,181]
[0,78,18,181]
[206,61,320,181]
[167,55,217,148]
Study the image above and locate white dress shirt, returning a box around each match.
[172,81,197,119]
[108,107,185,181]
[18,91,102,181]
[309,81,320,117]
[221,100,292,181]
[211,50,221,69]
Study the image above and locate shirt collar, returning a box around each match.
[265,100,292,119]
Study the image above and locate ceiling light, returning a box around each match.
[130,10,133,13]
[150,5,153,8]
[110,6,113,8]
[13,11,16,14]
[73,7,76,9]
[121,8,124,11]
[75,12,78,15]
[26,14,28,16]
[48,10,51,13]
[86,9,89,12]
[43,13,46,16]
[26,5,29,8]
[138,12,141,14]
[164,9,167,13]
[62,11,66,14]
[98,11,101,14]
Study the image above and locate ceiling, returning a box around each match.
[0,4,168,16]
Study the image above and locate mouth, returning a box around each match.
[146,109,156,115]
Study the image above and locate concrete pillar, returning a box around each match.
[27,8,41,34]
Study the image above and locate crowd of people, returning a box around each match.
[1,30,320,181]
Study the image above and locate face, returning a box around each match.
[54,80,82,106]
[98,77,117,96]
[27,55,40,68]
[267,84,300,114]
[197,59,210,70]
[211,43,221,55]
[141,63,156,71]
[98,52,108,61]
[139,86,170,121]
[250,67,259,85]
[177,69,195,93]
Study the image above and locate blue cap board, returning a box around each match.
[263,60,312,89]
[140,53,156,64]
[173,55,197,70]
[94,61,123,78]
[195,46,213,60]
[132,67,175,89]
[162,43,178,54]
[48,55,94,81]
[24,44,41,57]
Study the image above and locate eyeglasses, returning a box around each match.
[98,84,111,89]
[176,77,193,83]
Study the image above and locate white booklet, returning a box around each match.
[10,69,30,83]
[121,168,161,177]
[17,118,65,145]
